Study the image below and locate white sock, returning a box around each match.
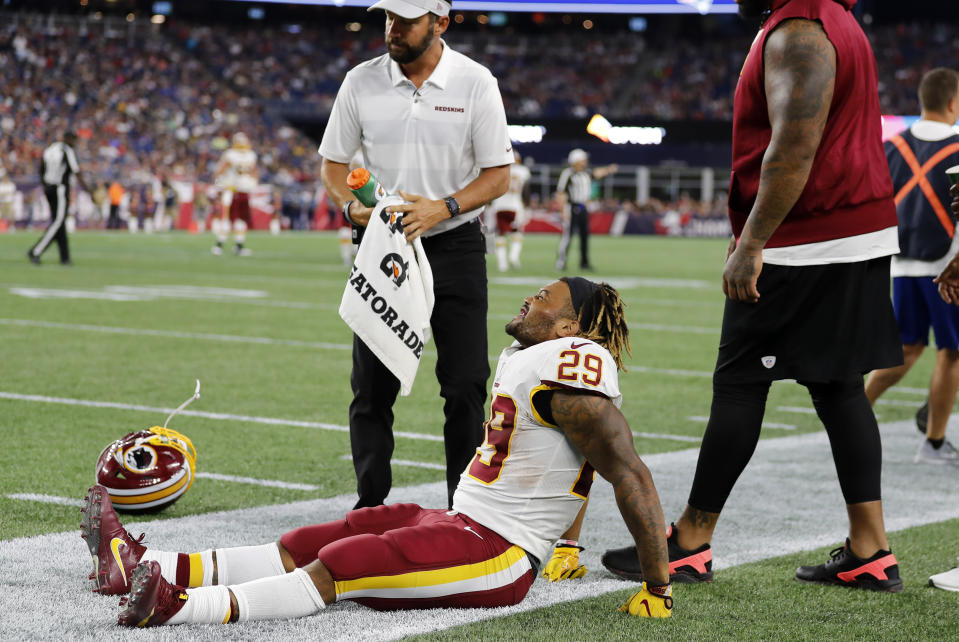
[140,549,215,586]
[232,219,247,245]
[216,543,286,586]
[166,585,231,625]
[231,568,325,622]
[509,236,523,264]
[495,241,508,272]
[213,218,228,243]
[140,549,180,585]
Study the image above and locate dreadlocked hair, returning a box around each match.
[577,282,631,371]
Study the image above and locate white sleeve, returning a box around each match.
[556,168,571,194]
[318,72,361,164]
[470,73,513,169]
[65,146,80,173]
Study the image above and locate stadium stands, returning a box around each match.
[0,10,955,232]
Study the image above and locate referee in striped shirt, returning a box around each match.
[555,149,617,271]
[28,131,90,265]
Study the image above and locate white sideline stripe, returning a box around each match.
[777,405,818,415]
[759,421,797,430]
[7,477,321,504]
[629,365,712,378]
[0,391,444,443]
[632,431,701,443]
[0,318,353,352]
[339,455,445,471]
[876,398,926,408]
[0,318,722,374]
[629,322,716,334]
[9,287,340,311]
[6,494,84,507]
[488,276,711,289]
[889,386,929,396]
[194,472,319,491]
[488,314,719,335]
[687,416,796,431]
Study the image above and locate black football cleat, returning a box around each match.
[796,538,903,593]
[602,523,713,583]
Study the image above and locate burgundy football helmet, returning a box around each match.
[94,381,200,511]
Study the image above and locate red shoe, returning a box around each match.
[80,484,147,594]
[796,539,903,593]
[118,561,189,627]
[601,522,713,583]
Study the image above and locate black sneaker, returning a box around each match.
[27,250,40,265]
[796,538,903,592]
[916,400,929,436]
[601,523,713,583]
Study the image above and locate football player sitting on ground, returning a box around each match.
[81,277,674,626]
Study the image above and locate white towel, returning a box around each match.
[338,195,434,396]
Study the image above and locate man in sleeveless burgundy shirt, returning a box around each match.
[602,0,906,592]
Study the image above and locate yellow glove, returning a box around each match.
[619,583,673,618]
[542,542,587,582]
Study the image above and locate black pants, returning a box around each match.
[107,204,121,229]
[556,202,590,269]
[688,378,883,513]
[349,220,489,509]
[30,184,70,263]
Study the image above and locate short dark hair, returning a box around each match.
[919,68,959,113]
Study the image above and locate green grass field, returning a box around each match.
[1,230,957,639]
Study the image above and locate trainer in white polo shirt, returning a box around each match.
[319,0,512,511]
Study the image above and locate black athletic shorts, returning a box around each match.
[714,255,903,383]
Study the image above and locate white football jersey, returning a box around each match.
[488,163,531,217]
[220,148,258,192]
[453,336,621,563]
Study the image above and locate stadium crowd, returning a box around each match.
[0,11,955,230]
[159,18,959,121]
[0,13,322,192]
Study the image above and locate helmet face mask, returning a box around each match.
[95,426,197,512]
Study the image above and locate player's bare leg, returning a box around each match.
[864,343,924,405]
[508,231,524,268]
[926,348,959,441]
[846,500,890,557]
[673,504,719,550]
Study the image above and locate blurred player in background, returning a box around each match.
[486,150,531,271]
[555,149,617,271]
[212,132,258,256]
[864,67,959,467]
[0,167,18,232]
[28,131,91,265]
[106,180,124,230]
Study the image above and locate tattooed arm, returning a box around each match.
[723,18,836,303]
[550,390,669,586]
